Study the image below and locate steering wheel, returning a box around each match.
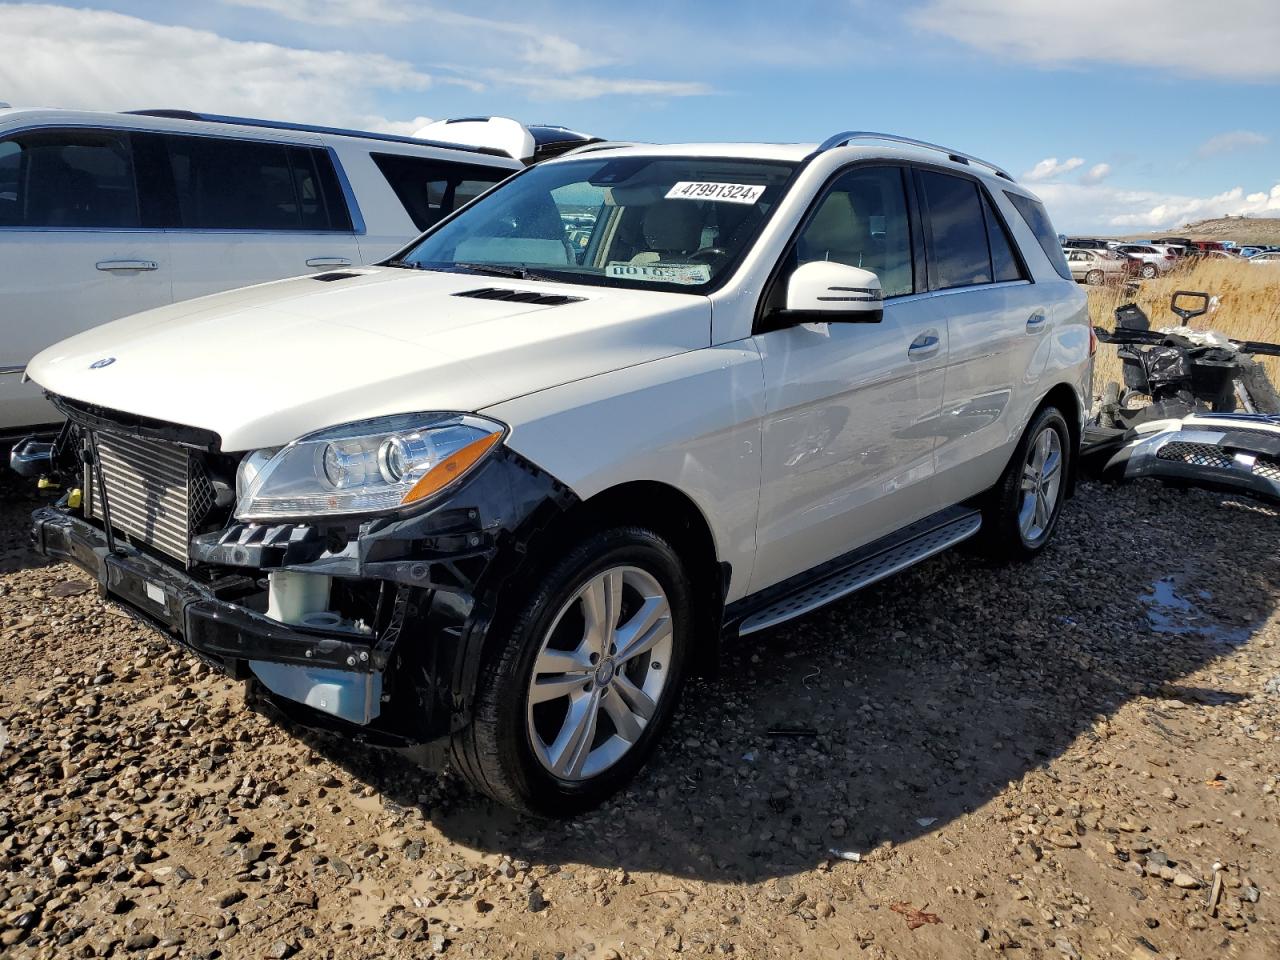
[689,246,727,262]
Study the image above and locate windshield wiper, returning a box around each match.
[382,259,425,270]
[452,262,543,281]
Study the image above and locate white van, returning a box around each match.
[0,108,538,435]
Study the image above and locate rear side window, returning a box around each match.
[371,153,510,232]
[162,135,352,231]
[0,129,139,228]
[1005,191,1073,281]
[918,170,991,289]
[981,192,1025,283]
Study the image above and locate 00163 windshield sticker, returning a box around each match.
[605,262,713,285]
[664,182,766,205]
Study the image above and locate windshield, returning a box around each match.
[396,155,798,292]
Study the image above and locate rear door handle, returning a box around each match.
[1026,311,1047,333]
[96,259,158,272]
[306,257,353,268]
[908,330,941,359]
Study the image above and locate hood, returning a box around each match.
[27,268,710,451]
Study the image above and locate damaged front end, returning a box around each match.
[26,397,577,748]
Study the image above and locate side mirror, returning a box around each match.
[779,261,884,325]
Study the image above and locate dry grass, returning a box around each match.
[1086,259,1280,395]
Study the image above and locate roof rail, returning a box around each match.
[814,131,1015,181]
[123,110,512,159]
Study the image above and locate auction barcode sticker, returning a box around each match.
[665,181,766,205]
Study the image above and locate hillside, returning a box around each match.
[1121,216,1280,245]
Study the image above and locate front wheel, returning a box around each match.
[450,526,692,815]
[974,405,1071,562]
[1141,263,1158,279]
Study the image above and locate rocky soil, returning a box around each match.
[0,471,1277,959]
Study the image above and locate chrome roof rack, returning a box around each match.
[814,131,1015,182]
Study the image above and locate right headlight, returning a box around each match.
[234,413,506,522]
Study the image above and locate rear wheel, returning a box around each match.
[975,405,1071,562]
[1086,269,1105,285]
[450,526,692,816]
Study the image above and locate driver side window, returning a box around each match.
[794,166,914,298]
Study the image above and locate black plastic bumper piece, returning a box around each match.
[30,507,379,674]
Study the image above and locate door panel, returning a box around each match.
[0,128,171,429]
[751,299,946,591]
[932,282,1049,497]
[159,134,361,302]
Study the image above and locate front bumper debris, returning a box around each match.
[1084,413,1280,504]
[28,442,581,747]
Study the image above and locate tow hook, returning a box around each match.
[8,438,55,479]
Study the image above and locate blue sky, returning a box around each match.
[2,0,1278,233]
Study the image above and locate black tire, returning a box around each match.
[974,405,1072,562]
[449,526,692,816]
[1141,263,1158,279]
[1086,269,1104,286]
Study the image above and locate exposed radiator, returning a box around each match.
[89,433,196,562]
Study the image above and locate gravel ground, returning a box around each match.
[1,470,1277,959]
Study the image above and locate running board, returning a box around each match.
[737,509,982,636]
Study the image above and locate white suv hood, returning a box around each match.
[26,268,711,451]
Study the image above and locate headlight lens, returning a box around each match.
[234,413,506,521]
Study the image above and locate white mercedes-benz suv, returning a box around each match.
[17,131,1091,814]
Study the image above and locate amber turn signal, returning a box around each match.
[399,430,503,506]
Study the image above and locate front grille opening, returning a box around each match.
[1156,441,1233,470]
[453,286,586,306]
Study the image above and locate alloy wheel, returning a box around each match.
[526,566,673,781]
[1018,425,1063,544]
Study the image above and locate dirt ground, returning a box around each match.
[1,471,1277,960]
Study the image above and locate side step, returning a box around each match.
[737,508,982,636]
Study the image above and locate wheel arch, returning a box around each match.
[1036,381,1083,497]
[519,479,727,678]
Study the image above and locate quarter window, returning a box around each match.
[371,153,510,232]
[792,166,915,298]
[918,170,992,289]
[1005,191,1073,281]
[982,192,1025,283]
[0,130,139,228]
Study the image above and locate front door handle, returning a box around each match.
[306,257,354,268]
[1026,311,1047,333]
[96,259,158,272]
[908,330,941,359]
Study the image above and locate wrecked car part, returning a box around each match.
[1089,413,1280,504]
[28,400,580,744]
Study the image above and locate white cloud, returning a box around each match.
[1033,180,1280,233]
[220,0,710,97]
[1080,163,1111,185]
[1197,130,1269,157]
[911,0,1280,80]
[1023,157,1084,182]
[0,4,434,131]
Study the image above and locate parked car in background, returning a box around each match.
[18,130,1091,813]
[1237,246,1266,258]
[1200,249,1236,260]
[1064,236,1110,250]
[0,107,537,437]
[1113,243,1176,278]
[1064,247,1134,284]
[1247,251,1280,265]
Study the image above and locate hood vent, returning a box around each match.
[312,271,362,282]
[453,287,585,306]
